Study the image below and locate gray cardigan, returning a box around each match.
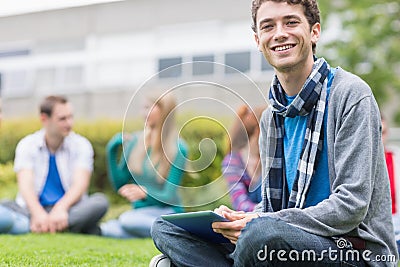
[257,67,398,266]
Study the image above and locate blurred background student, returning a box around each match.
[382,114,400,254]
[1,96,108,235]
[0,98,18,234]
[101,93,187,238]
[221,105,265,212]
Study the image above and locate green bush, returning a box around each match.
[0,118,41,164]
[179,116,232,210]
[73,119,128,194]
[0,162,18,199]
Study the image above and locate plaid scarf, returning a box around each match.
[262,57,330,212]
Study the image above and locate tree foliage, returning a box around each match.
[318,0,400,123]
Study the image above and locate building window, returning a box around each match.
[0,49,30,58]
[224,51,251,74]
[192,55,214,76]
[37,65,84,93]
[261,54,273,71]
[1,70,31,97]
[158,57,182,78]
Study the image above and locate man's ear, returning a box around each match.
[311,22,321,45]
[254,33,261,51]
[40,113,49,124]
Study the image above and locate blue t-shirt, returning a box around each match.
[39,154,65,206]
[249,178,262,204]
[283,68,336,207]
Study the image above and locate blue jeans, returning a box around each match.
[392,214,400,255]
[151,216,367,267]
[0,193,108,235]
[0,205,14,233]
[0,204,30,234]
[101,206,175,238]
[65,193,109,235]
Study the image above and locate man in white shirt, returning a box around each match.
[1,95,108,235]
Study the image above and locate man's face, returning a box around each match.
[43,103,74,138]
[254,1,320,73]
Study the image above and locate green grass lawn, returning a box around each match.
[0,234,159,266]
[0,181,231,267]
[0,203,159,266]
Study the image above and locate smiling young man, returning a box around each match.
[0,96,109,235]
[150,0,398,266]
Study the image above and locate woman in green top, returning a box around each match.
[101,94,187,238]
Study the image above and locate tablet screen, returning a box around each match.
[161,211,230,243]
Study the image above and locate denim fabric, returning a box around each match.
[66,192,108,235]
[0,205,14,233]
[392,214,400,255]
[102,206,175,238]
[151,217,235,267]
[8,211,30,234]
[0,192,108,235]
[152,216,367,267]
[232,217,366,266]
[0,202,30,234]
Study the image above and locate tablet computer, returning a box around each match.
[161,210,230,243]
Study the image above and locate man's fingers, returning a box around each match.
[216,229,240,244]
[223,211,246,221]
[214,205,233,216]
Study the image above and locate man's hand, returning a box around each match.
[212,205,259,244]
[213,205,238,216]
[48,206,69,233]
[118,184,147,202]
[30,209,50,233]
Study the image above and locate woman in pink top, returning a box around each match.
[222,105,265,212]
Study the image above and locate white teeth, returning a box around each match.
[274,45,293,51]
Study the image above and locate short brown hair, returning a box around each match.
[40,95,68,117]
[251,0,320,53]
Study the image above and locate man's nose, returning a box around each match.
[274,24,288,41]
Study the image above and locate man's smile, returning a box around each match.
[272,44,296,52]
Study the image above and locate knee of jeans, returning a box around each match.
[238,217,287,251]
[0,218,13,233]
[10,216,30,234]
[237,218,266,247]
[150,217,164,241]
[91,193,109,213]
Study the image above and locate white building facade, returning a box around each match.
[0,0,274,119]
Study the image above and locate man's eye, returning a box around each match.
[261,24,273,30]
[287,20,299,25]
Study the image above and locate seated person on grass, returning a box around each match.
[382,114,400,255]
[101,93,187,238]
[222,105,265,212]
[150,0,398,266]
[0,95,108,235]
[0,97,18,234]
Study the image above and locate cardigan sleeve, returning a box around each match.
[141,139,188,205]
[106,132,138,191]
